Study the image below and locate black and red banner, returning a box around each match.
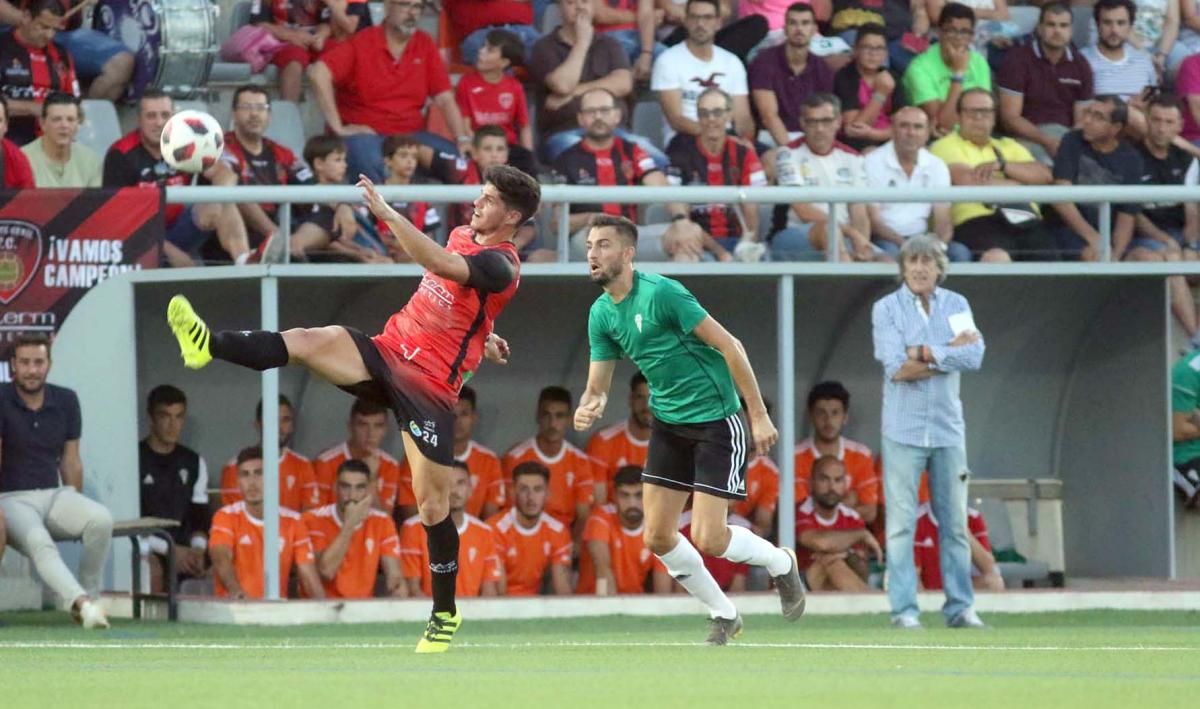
[0,188,163,379]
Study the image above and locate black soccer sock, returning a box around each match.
[209,330,289,371]
[425,515,460,616]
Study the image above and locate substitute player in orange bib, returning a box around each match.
[168,165,540,653]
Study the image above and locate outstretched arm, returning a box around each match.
[575,360,617,431]
[692,316,778,456]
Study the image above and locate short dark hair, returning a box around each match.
[41,91,80,120]
[1094,0,1136,24]
[1148,92,1183,113]
[685,0,719,14]
[337,458,372,480]
[231,84,269,110]
[255,395,294,422]
[138,88,171,113]
[382,133,420,159]
[28,0,64,17]
[854,23,888,45]
[1038,1,1072,23]
[538,385,573,409]
[350,397,388,419]
[459,385,477,410]
[473,125,508,148]
[590,214,639,247]
[806,381,850,412]
[512,460,550,482]
[955,87,995,113]
[147,384,187,413]
[631,371,647,390]
[801,92,841,117]
[452,460,471,474]
[236,445,263,467]
[785,2,815,19]
[8,333,50,361]
[938,1,976,27]
[483,164,541,224]
[613,465,642,488]
[304,134,346,166]
[485,28,525,68]
[1094,94,1129,127]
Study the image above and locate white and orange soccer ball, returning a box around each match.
[160,110,225,174]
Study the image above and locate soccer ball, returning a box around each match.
[160,110,225,173]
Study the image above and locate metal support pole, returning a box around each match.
[826,203,839,262]
[557,202,571,263]
[279,201,292,264]
[1099,202,1112,262]
[776,275,797,552]
[260,277,281,600]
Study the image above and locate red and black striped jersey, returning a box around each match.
[666,135,767,239]
[0,33,79,145]
[102,131,191,226]
[249,0,328,27]
[553,137,658,221]
[221,133,312,217]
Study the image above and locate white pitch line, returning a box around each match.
[0,641,1192,652]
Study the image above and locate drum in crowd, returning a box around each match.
[93,0,217,99]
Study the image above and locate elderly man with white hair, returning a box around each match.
[871,235,986,630]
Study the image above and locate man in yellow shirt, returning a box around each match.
[21,93,101,188]
[929,88,1060,262]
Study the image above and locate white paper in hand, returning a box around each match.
[948,311,976,337]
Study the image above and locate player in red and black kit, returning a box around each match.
[165,164,540,653]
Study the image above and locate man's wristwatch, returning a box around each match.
[950,73,964,84]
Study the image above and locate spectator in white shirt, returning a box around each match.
[864,106,967,261]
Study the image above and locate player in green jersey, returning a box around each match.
[574,215,806,646]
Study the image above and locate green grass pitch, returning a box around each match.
[1,610,1197,708]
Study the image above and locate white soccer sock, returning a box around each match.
[657,535,738,620]
[720,525,793,577]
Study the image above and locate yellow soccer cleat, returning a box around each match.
[415,610,462,654]
[167,295,213,370]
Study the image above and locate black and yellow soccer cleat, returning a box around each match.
[167,295,213,369]
[415,610,462,654]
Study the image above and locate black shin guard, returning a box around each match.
[425,516,460,615]
[209,330,289,371]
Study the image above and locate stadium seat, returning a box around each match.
[176,99,231,130]
[371,0,385,25]
[978,498,1053,588]
[631,101,665,154]
[1009,5,1039,38]
[210,1,278,85]
[264,99,308,159]
[540,3,562,34]
[643,203,669,226]
[77,99,122,156]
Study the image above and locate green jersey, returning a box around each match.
[588,271,740,425]
[1172,351,1200,464]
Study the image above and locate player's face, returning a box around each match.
[783,9,816,49]
[629,382,652,428]
[1036,10,1073,50]
[256,403,295,448]
[1097,8,1131,49]
[585,227,633,287]
[448,468,472,512]
[238,460,265,505]
[800,104,840,155]
[150,403,187,447]
[855,33,887,72]
[892,109,930,156]
[537,401,571,443]
[453,399,478,443]
[902,252,939,295]
[1147,105,1182,148]
[139,97,174,149]
[685,0,720,45]
[23,10,59,48]
[384,0,422,37]
[336,471,372,510]
[10,344,50,396]
[232,91,271,138]
[514,474,548,518]
[696,94,730,141]
[385,146,419,180]
[809,398,846,443]
[811,463,848,510]
[349,412,388,452]
[42,104,81,148]
[316,150,348,184]
[474,136,509,170]
[614,483,644,528]
[470,182,517,233]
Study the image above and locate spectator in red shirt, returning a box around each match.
[0,0,80,145]
[914,503,1004,592]
[307,0,471,182]
[446,0,543,66]
[795,455,882,592]
[455,29,537,174]
[249,0,334,102]
[0,96,37,188]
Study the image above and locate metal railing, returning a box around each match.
[169,184,1200,264]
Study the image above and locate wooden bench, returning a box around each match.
[111,517,181,621]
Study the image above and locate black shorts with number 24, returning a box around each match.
[643,412,748,500]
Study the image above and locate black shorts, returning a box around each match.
[643,413,748,500]
[338,327,456,466]
[296,203,337,235]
